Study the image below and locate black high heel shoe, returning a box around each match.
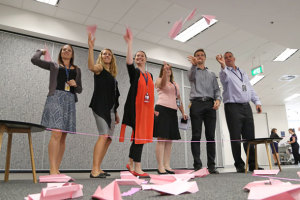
[157,169,168,175]
[90,172,106,178]
[165,169,175,174]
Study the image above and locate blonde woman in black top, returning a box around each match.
[88,33,120,178]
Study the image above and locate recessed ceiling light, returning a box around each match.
[250,74,264,86]
[35,0,59,6]
[284,94,300,102]
[174,18,217,42]
[273,48,298,62]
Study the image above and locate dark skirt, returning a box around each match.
[270,142,278,154]
[153,105,181,140]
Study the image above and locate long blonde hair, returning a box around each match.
[96,48,118,78]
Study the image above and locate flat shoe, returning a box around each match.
[132,171,150,178]
[104,172,111,176]
[126,164,134,174]
[90,173,106,178]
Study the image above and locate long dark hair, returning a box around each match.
[57,44,77,68]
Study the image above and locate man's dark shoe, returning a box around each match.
[194,164,202,171]
[208,168,219,174]
[249,166,264,172]
[236,166,245,173]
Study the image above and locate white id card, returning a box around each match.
[64,82,70,91]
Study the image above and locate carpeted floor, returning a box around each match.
[0,166,299,200]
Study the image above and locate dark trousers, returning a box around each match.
[129,140,144,162]
[190,100,216,169]
[291,144,300,164]
[224,103,255,168]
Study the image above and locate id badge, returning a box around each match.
[176,98,181,107]
[65,82,70,91]
[144,93,150,103]
[242,84,247,91]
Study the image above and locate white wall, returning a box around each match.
[220,104,289,166]
[0,4,191,69]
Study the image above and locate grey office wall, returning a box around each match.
[0,31,223,170]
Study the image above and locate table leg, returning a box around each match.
[271,142,282,171]
[245,143,250,174]
[0,124,6,152]
[4,132,13,182]
[255,144,258,170]
[265,142,272,170]
[28,132,37,183]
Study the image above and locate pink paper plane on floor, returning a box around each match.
[92,181,122,200]
[39,174,74,183]
[192,168,210,177]
[253,169,280,175]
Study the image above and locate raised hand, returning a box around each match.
[123,27,133,44]
[187,55,197,66]
[88,32,95,49]
[216,54,225,68]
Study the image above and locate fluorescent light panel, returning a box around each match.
[35,0,59,6]
[174,18,217,42]
[285,94,300,102]
[273,48,298,61]
[250,74,264,86]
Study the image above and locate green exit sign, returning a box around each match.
[251,66,263,76]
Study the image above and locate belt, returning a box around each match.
[192,97,214,102]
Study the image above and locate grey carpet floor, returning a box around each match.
[1,167,300,200]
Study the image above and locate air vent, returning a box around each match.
[279,75,298,81]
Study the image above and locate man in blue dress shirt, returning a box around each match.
[216,52,262,173]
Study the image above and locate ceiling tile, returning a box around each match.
[55,7,88,24]
[22,0,57,16]
[90,0,136,23]
[58,0,99,15]
[110,23,139,36]
[85,17,115,32]
[136,31,162,44]
[119,0,172,29]
[0,0,23,8]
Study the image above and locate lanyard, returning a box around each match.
[229,68,243,83]
[141,71,148,86]
[65,64,72,81]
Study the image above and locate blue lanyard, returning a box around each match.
[230,68,243,83]
[141,71,148,86]
[65,64,72,81]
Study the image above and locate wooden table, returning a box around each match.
[0,120,45,183]
[244,138,282,173]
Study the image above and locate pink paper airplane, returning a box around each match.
[92,181,122,200]
[121,187,141,197]
[87,24,97,36]
[192,168,210,177]
[25,183,83,200]
[116,178,145,186]
[173,169,194,174]
[253,169,280,175]
[39,174,74,183]
[149,174,177,185]
[247,184,300,200]
[143,180,199,195]
[184,8,197,23]
[168,19,183,39]
[44,44,52,62]
[202,15,216,25]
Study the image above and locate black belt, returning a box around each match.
[192,97,214,102]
